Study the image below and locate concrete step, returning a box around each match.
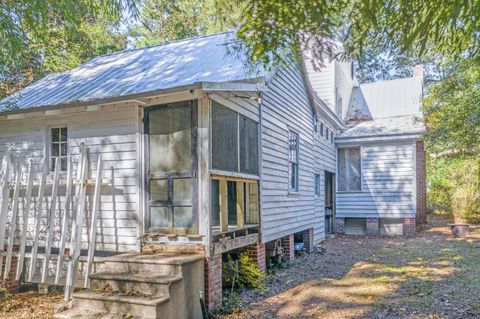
[102,252,204,276]
[90,272,183,297]
[72,290,170,319]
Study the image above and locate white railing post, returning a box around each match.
[4,164,22,279]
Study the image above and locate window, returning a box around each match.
[338,147,361,191]
[315,174,320,198]
[331,131,334,143]
[288,131,299,192]
[313,115,318,133]
[326,128,329,140]
[50,127,68,171]
[320,122,324,137]
[212,101,259,175]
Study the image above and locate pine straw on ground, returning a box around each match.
[0,291,62,319]
[220,215,480,319]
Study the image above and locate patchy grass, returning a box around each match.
[0,291,62,319]
[221,216,480,319]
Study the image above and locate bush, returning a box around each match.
[222,253,268,290]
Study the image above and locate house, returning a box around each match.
[0,31,426,318]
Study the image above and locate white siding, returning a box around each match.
[334,61,356,121]
[260,64,320,243]
[336,141,416,219]
[304,59,335,110]
[0,104,139,252]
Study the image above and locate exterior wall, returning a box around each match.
[304,59,336,109]
[334,61,356,121]
[260,64,320,243]
[0,104,140,252]
[336,141,416,219]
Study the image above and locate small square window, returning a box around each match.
[50,127,68,172]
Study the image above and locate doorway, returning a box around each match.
[325,171,335,234]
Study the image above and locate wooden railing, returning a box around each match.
[0,144,103,300]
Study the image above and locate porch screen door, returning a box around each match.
[145,100,198,234]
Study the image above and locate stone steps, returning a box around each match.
[54,252,205,319]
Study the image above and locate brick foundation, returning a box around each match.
[204,254,222,312]
[281,235,295,261]
[0,255,20,293]
[416,141,427,225]
[302,228,314,253]
[335,217,345,234]
[403,217,416,236]
[242,243,266,273]
[366,218,379,235]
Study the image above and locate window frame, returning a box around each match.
[313,114,318,133]
[47,125,69,172]
[288,130,300,193]
[320,122,324,137]
[337,146,362,192]
[314,173,321,198]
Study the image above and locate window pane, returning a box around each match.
[212,102,238,172]
[347,148,361,190]
[338,149,347,191]
[52,143,59,157]
[239,117,259,175]
[315,174,320,197]
[150,207,168,228]
[173,178,192,201]
[61,158,68,171]
[61,143,68,156]
[173,206,193,228]
[150,179,168,200]
[148,104,192,173]
[210,180,220,227]
[60,128,68,141]
[227,181,237,225]
[320,123,324,137]
[51,128,59,142]
[288,132,298,163]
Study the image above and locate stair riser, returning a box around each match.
[90,278,170,297]
[103,262,180,275]
[74,298,158,319]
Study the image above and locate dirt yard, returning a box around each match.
[221,216,480,319]
[0,215,479,319]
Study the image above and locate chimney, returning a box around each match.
[413,64,424,78]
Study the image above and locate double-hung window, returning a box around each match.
[338,147,361,191]
[50,127,68,171]
[288,131,299,192]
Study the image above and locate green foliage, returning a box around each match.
[129,0,244,47]
[223,253,268,290]
[219,290,241,315]
[238,0,480,67]
[0,0,135,99]
[428,156,480,224]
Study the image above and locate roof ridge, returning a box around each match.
[360,75,420,86]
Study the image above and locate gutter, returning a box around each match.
[335,131,424,144]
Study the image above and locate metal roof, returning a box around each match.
[0,32,265,113]
[349,76,423,119]
[338,114,424,139]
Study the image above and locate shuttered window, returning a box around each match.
[288,131,299,192]
[338,147,361,191]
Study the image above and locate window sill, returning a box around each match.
[337,190,363,194]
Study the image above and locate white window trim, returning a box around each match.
[336,146,363,193]
[288,129,300,194]
[46,125,69,174]
[314,173,321,198]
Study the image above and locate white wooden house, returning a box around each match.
[0,32,426,318]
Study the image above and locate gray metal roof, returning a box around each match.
[338,114,424,139]
[0,31,265,112]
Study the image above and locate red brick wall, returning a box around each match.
[204,254,222,311]
[281,234,295,261]
[416,141,427,225]
[242,243,266,273]
[302,228,314,253]
[0,255,20,293]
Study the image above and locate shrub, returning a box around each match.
[222,253,268,290]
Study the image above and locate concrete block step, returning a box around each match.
[53,308,107,319]
[90,272,183,297]
[72,290,170,319]
[102,252,203,276]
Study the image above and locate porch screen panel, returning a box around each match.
[149,106,192,173]
[212,101,238,172]
[240,116,259,175]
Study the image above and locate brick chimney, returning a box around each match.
[413,64,424,78]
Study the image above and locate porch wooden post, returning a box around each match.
[219,179,228,232]
[236,181,245,228]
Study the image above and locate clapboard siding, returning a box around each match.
[260,63,321,243]
[304,59,335,109]
[0,104,139,252]
[334,61,355,121]
[336,141,415,218]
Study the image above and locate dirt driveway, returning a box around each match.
[221,216,480,319]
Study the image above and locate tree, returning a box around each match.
[129,0,244,47]
[0,0,136,98]
[237,0,480,67]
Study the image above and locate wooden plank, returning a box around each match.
[28,161,47,282]
[16,160,34,280]
[4,165,21,279]
[84,154,103,287]
[41,157,61,283]
[65,144,87,300]
[213,233,259,255]
[236,181,245,228]
[0,151,11,276]
[219,179,228,232]
[55,159,73,285]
